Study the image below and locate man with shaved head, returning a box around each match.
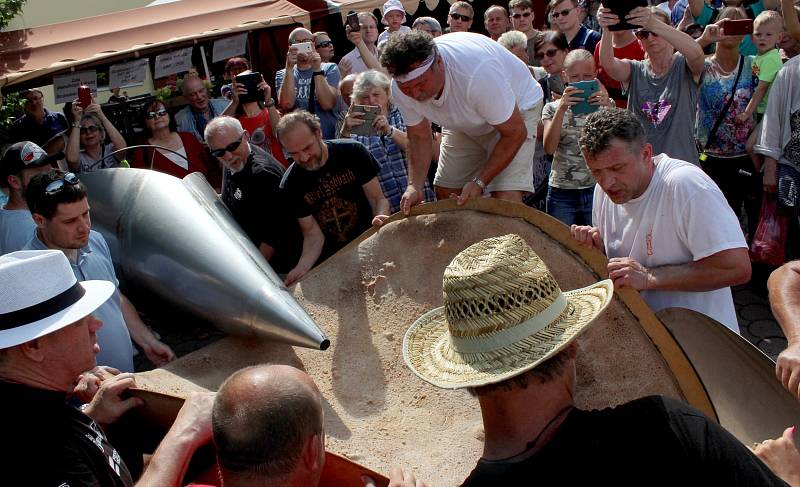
[212,364,326,487]
[211,365,425,487]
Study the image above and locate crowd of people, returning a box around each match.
[4,0,800,484]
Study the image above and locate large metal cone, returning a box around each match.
[81,168,330,350]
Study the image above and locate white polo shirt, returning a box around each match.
[392,32,543,137]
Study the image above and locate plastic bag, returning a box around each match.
[749,195,788,266]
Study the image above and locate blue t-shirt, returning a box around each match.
[0,207,36,255]
[275,63,341,139]
[25,230,134,372]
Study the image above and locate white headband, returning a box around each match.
[394,53,436,83]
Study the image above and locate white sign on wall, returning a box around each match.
[53,70,97,104]
[154,47,193,78]
[212,33,248,63]
[109,58,149,88]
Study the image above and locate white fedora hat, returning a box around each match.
[0,250,115,349]
[403,234,613,389]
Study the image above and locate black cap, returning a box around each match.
[0,141,57,181]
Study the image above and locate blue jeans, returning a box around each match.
[546,186,594,226]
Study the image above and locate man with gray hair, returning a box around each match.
[175,75,229,142]
[380,31,544,212]
[412,17,442,37]
[571,109,751,332]
[277,28,341,139]
[204,116,302,274]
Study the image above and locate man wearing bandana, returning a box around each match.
[379,31,544,214]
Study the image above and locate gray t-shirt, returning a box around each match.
[542,102,596,189]
[627,55,700,164]
[0,207,36,255]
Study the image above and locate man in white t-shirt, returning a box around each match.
[380,31,544,213]
[571,109,750,332]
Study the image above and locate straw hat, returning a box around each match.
[403,234,613,389]
[0,250,114,349]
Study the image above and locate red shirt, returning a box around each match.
[130,131,222,189]
[594,39,645,109]
[238,109,288,167]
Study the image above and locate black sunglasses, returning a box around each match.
[145,108,168,120]
[534,48,561,60]
[316,40,333,48]
[511,11,532,19]
[551,8,572,18]
[209,138,243,158]
[80,125,100,134]
[450,12,472,21]
[45,172,79,196]
[634,29,659,40]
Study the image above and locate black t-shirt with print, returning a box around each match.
[282,139,379,261]
[462,395,787,487]
[222,143,302,274]
[1,380,133,487]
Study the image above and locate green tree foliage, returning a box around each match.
[0,92,25,130]
[0,0,27,30]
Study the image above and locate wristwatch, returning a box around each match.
[472,177,487,192]
[265,98,276,108]
[72,123,81,129]
[313,70,325,77]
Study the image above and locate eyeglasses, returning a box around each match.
[634,29,659,40]
[80,125,100,134]
[145,109,168,120]
[45,172,79,196]
[551,8,572,18]
[511,11,532,19]
[209,138,243,158]
[315,41,333,48]
[534,48,561,60]
[291,38,313,45]
[449,12,472,21]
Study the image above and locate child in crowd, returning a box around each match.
[541,50,614,225]
[378,0,411,45]
[739,11,784,166]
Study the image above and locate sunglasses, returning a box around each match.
[551,8,572,18]
[80,125,100,134]
[315,40,333,48]
[511,11,532,19]
[145,108,168,120]
[209,138,243,158]
[534,48,561,60]
[45,172,79,196]
[634,29,659,39]
[450,12,472,21]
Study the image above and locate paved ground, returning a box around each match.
[134,267,786,372]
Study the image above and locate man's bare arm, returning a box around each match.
[769,261,800,399]
[399,119,433,215]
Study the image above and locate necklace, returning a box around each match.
[482,406,574,463]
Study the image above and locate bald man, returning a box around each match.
[212,365,426,487]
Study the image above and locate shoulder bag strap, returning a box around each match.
[703,55,745,155]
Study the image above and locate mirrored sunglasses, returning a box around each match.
[45,172,79,196]
[145,109,168,120]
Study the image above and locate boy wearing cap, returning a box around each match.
[402,234,787,485]
[378,0,411,46]
[0,249,213,486]
[0,141,57,254]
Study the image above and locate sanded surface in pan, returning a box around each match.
[136,208,683,485]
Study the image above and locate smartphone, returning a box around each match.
[351,105,379,136]
[235,71,262,103]
[569,80,600,115]
[346,11,361,32]
[78,85,92,109]
[723,19,754,36]
[294,41,313,54]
